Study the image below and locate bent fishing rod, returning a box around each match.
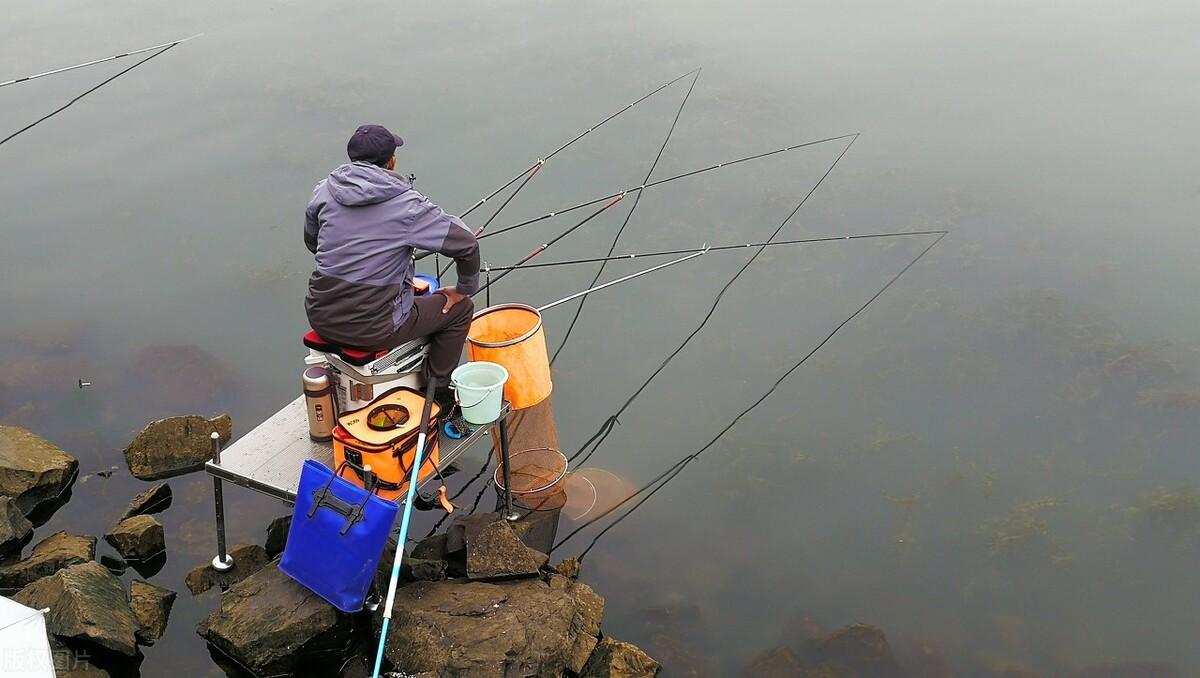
[414,130,856,264]
[1,43,184,148]
[483,230,950,272]
[433,69,698,279]
[478,132,858,242]
[553,231,949,560]
[569,133,861,470]
[0,35,201,88]
[457,68,698,221]
[470,193,629,298]
[554,68,701,366]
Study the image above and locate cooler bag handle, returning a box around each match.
[309,462,375,535]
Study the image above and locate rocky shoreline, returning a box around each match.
[1,418,662,677]
[2,417,1188,678]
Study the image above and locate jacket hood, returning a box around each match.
[326,162,408,206]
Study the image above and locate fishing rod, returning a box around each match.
[1,43,183,148]
[568,133,861,470]
[457,68,698,220]
[483,230,950,272]
[436,162,542,279]
[552,68,701,365]
[0,35,201,88]
[552,231,948,559]
[436,69,700,278]
[470,193,628,298]
[536,249,707,312]
[477,132,858,242]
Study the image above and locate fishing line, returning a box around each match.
[552,68,701,366]
[484,230,950,271]
[477,132,858,241]
[0,43,178,148]
[554,231,949,558]
[570,133,861,470]
[457,69,698,220]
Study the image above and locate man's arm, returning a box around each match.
[404,194,480,295]
[303,186,323,254]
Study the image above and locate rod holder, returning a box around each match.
[497,416,518,521]
[210,431,234,572]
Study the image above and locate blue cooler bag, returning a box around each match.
[279,460,399,612]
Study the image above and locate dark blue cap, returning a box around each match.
[347,124,404,166]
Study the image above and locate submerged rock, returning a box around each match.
[0,425,79,515]
[100,554,128,576]
[133,343,243,412]
[810,624,901,678]
[197,561,353,676]
[264,514,291,559]
[123,414,232,481]
[104,514,165,562]
[581,637,662,677]
[0,530,95,589]
[14,561,140,657]
[745,646,806,678]
[0,496,33,557]
[121,482,173,519]
[130,579,176,645]
[185,543,270,595]
[1070,662,1182,678]
[463,513,541,580]
[377,575,602,677]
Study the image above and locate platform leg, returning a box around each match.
[210,432,235,572]
[497,416,518,521]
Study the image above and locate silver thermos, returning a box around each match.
[303,366,336,442]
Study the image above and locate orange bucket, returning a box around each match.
[466,304,552,410]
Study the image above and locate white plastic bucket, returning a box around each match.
[450,361,509,425]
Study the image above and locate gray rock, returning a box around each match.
[528,546,550,571]
[185,543,270,595]
[121,482,173,520]
[406,558,447,582]
[100,554,128,576]
[49,635,113,677]
[464,514,540,580]
[0,496,33,557]
[104,514,165,562]
[810,624,901,678]
[581,637,662,678]
[0,425,79,515]
[122,414,232,481]
[0,530,95,589]
[264,514,291,559]
[14,561,140,657]
[377,576,603,677]
[555,556,581,579]
[197,561,353,676]
[410,532,448,560]
[130,579,176,645]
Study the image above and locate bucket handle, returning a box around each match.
[451,381,503,410]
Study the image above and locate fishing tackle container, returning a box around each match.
[466,303,552,410]
[331,386,443,502]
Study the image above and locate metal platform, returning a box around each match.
[205,396,509,504]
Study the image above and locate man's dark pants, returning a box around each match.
[380,294,475,388]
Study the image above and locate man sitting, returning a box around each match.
[304,124,479,405]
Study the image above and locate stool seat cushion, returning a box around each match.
[303,331,386,366]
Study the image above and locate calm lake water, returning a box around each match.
[3,1,1199,675]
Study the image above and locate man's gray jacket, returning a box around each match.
[304,161,479,347]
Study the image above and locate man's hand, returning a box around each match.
[436,287,468,314]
